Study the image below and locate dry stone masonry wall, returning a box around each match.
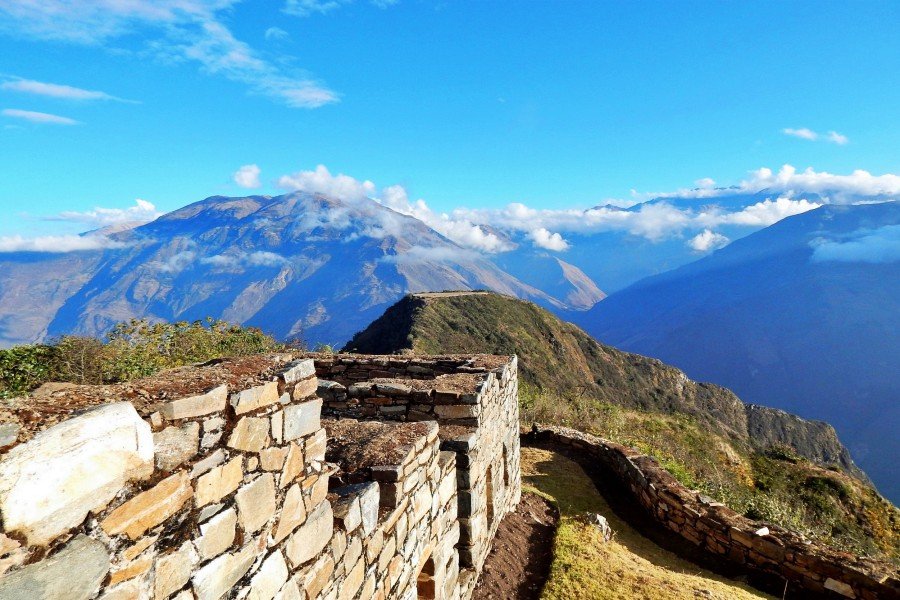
[528,425,900,600]
[0,352,521,600]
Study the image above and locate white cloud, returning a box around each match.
[0,1,338,109]
[272,164,900,254]
[640,165,900,204]
[700,197,822,227]
[233,164,262,189]
[688,229,730,253]
[157,250,197,273]
[201,250,289,268]
[528,228,569,251]
[1,108,78,125]
[783,127,818,141]
[826,131,849,145]
[284,0,347,16]
[278,164,376,201]
[283,0,397,17]
[783,127,849,145]
[246,250,287,266]
[264,27,289,41]
[0,77,134,102]
[45,199,161,227]
[380,245,480,265]
[810,225,900,264]
[0,234,125,253]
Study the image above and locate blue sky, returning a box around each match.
[1,0,899,238]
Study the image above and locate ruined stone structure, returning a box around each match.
[0,353,520,600]
[529,425,900,600]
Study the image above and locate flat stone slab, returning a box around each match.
[0,535,109,600]
[0,402,153,545]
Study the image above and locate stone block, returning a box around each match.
[0,423,19,449]
[101,471,193,539]
[285,501,333,567]
[0,535,109,600]
[155,541,196,599]
[196,456,243,506]
[434,404,479,420]
[305,428,327,462]
[824,578,855,598]
[230,381,280,415]
[159,385,228,420]
[338,559,364,600]
[283,399,322,442]
[271,410,284,445]
[279,442,304,488]
[197,507,237,560]
[191,449,226,478]
[236,473,277,533]
[191,541,260,600]
[108,555,153,586]
[332,492,362,532]
[298,555,335,600]
[260,446,288,471]
[274,579,302,600]
[154,422,200,471]
[273,483,307,544]
[280,359,315,384]
[248,551,289,600]
[228,416,270,452]
[292,377,319,401]
[0,402,153,545]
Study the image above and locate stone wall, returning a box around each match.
[310,354,522,592]
[0,353,521,600]
[528,424,900,600]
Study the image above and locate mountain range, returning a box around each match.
[580,201,900,501]
[0,192,600,348]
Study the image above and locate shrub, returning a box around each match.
[0,318,285,396]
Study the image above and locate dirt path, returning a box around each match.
[476,446,776,600]
[472,492,558,600]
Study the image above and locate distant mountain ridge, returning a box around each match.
[0,192,603,348]
[580,202,900,501]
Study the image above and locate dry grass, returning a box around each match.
[521,446,774,600]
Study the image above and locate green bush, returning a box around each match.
[0,318,285,397]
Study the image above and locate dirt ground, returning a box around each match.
[472,491,559,600]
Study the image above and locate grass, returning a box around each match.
[522,387,900,563]
[522,446,774,600]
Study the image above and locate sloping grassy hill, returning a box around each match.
[345,291,899,562]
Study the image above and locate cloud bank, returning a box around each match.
[270,164,900,255]
[0,0,338,108]
[783,127,849,145]
[1,78,134,102]
[46,199,161,228]
[2,108,78,125]
[811,225,900,264]
[0,234,125,253]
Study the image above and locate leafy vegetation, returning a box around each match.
[0,318,284,398]
[522,446,772,600]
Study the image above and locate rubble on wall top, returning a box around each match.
[324,418,437,475]
[0,354,298,444]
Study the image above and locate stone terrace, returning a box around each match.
[0,352,520,600]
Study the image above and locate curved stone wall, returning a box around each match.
[527,424,899,600]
